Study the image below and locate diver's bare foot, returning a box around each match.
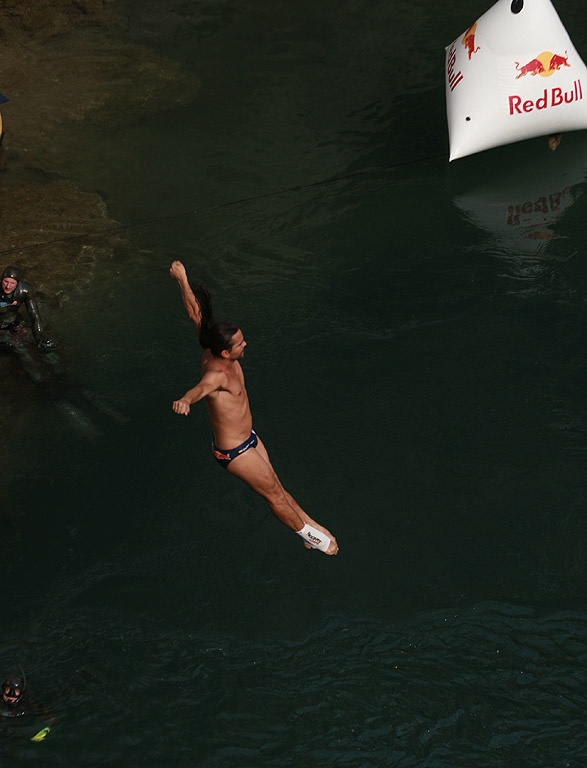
[325,535,339,555]
[302,526,338,555]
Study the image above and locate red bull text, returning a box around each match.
[509,80,583,115]
[507,187,572,226]
[447,43,463,92]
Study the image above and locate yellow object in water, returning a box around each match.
[31,726,51,742]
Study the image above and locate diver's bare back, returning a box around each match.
[202,349,252,449]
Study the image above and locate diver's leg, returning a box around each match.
[227,446,303,530]
[254,436,338,549]
[227,438,338,554]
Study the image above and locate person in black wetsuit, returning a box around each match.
[0,266,127,436]
[1,666,54,742]
[0,265,55,382]
[2,669,29,718]
[1,667,45,719]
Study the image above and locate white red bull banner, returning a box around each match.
[445,0,587,161]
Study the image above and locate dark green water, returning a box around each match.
[4,0,587,764]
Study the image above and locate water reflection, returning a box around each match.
[451,135,587,259]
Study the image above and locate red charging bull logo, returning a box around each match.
[447,22,481,93]
[462,23,480,60]
[515,50,570,79]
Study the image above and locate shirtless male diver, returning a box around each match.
[170,260,338,555]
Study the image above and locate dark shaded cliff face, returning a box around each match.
[0,0,199,307]
[1,1,200,158]
[0,0,117,34]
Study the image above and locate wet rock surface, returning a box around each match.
[0,0,199,272]
[0,0,199,423]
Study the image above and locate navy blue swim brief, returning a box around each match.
[212,430,258,469]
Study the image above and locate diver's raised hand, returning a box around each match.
[169,261,187,283]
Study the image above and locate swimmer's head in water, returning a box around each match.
[2,667,26,705]
[1,266,20,295]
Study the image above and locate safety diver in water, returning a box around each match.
[2,666,36,718]
[0,265,128,437]
[0,265,56,382]
[2,666,54,742]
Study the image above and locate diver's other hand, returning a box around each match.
[172,398,190,415]
[169,261,187,282]
[37,337,56,351]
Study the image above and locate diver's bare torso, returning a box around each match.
[202,349,253,449]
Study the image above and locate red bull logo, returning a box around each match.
[213,448,231,461]
[447,43,463,92]
[509,79,583,115]
[462,23,480,60]
[507,186,573,226]
[515,51,570,79]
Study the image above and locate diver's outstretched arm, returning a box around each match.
[170,261,202,330]
[172,370,227,415]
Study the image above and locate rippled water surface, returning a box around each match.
[4,0,587,765]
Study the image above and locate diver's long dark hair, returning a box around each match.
[190,280,238,357]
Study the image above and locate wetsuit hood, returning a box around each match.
[2,266,21,286]
[2,666,26,705]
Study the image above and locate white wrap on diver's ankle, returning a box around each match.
[296,523,331,552]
